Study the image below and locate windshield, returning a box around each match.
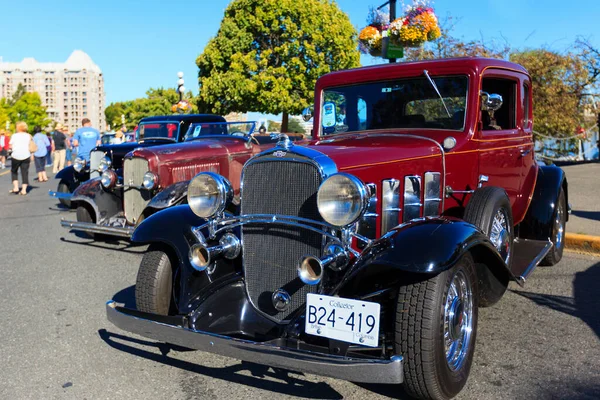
[320,75,468,135]
[138,122,179,141]
[184,121,257,141]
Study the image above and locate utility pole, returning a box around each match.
[377,0,397,63]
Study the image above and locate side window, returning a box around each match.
[481,77,517,131]
[523,83,530,129]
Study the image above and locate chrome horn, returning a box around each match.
[188,233,241,272]
[297,244,349,285]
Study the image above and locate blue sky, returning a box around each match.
[0,0,598,110]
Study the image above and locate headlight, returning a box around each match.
[317,173,369,227]
[187,172,233,218]
[73,157,86,172]
[100,170,118,189]
[142,172,157,190]
[98,156,112,172]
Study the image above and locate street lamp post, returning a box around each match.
[121,114,126,131]
[177,72,185,102]
[377,0,397,63]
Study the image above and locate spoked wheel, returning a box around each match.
[396,253,479,400]
[540,187,566,266]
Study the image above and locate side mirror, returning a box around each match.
[301,106,313,122]
[480,91,503,112]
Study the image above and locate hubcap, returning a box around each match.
[489,209,511,265]
[444,270,473,371]
[554,201,564,250]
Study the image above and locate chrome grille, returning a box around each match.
[241,160,323,321]
[124,157,151,224]
[89,150,104,178]
[172,162,220,182]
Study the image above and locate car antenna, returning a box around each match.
[423,70,451,118]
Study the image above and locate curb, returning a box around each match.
[565,233,600,255]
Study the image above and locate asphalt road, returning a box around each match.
[0,169,599,400]
[562,163,600,236]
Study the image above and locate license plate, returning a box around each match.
[305,293,380,347]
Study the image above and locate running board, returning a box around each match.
[511,238,553,285]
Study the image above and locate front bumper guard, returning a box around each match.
[106,301,404,384]
[61,220,134,238]
[49,190,72,200]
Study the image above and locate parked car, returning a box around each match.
[60,121,302,238]
[100,131,135,145]
[49,114,225,207]
[107,58,568,400]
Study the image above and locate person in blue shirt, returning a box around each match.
[73,118,101,161]
[32,126,51,182]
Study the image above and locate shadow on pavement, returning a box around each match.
[571,210,600,222]
[112,285,136,309]
[511,261,600,340]
[354,382,410,399]
[98,329,343,399]
[60,236,147,254]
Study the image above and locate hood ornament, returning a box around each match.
[270,133,292,149]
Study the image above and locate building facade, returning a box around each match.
[0,50,105,132]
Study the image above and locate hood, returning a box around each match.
[95,138,176,168]
[129,136,250,163]
[306,132,442,171]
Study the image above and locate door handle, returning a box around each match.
[520,148,531,157]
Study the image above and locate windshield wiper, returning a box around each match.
[423,70,451,118]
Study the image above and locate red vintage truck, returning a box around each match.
[107,58,568,400]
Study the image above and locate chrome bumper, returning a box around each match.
[49,190,72,200]
[106,301,404,384]
[61,220,134,238]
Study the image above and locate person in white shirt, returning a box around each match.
[9,121,33,195]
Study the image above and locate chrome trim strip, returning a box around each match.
[424,172,442,217]
[403,175,422,222]
[516,240,553,285]
[381,179,401,235]
[48,190,72,200]
[60,220,134,238]
[106,301,404,384]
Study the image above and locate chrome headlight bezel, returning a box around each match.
[317,173,370,227]
[100,170,118,189]
[142,172,157,190]
[98,156,112,172]
[187,172,233,219]
[73,157,86,173]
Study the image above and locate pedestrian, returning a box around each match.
[8,121,33,195]
[73,118,100,163]
[0,130,8,169]
[32,126,50,182]
[65,129,73,167]
[52,123,67,173]
[111,127,126,144]
[45,131,54,167]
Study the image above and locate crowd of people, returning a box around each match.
[1,118,100,196]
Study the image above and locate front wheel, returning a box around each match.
[57,180,72,208]
[396,253,479,400]
[135,247,177,315]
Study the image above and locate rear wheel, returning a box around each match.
[135,247,177,315]
[396,253,479,400]
[57,180,72,208]
[540,187,566,266]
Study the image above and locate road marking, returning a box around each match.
[0,169,11,177]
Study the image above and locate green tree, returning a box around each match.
[267,120,281,132]
[287,117,306,134]
[510,49,594,138]
[105,87,197,130]
[7,92,49,131]
[196,0,360,132]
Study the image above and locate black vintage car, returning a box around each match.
[49,114,225,207]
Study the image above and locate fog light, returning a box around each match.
[100,170,117,189]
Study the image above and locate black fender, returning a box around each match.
[518,164,568,241]
[335,218,513,299]
[145,181,189,212]
[132,205,241,311]
[55,166,90,190]
[70,178,123,223]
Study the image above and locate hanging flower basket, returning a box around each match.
[359,1,441,58]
